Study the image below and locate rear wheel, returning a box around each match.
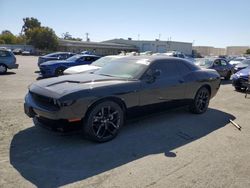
[0,64,7,74]
[189,87,210,114]
[83,101,124,142]
[55,67,65,76]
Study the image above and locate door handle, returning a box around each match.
[179,79,184,83]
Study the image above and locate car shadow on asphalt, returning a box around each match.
[10,108,234,187]
[0,72,16,76]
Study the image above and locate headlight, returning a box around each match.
[53,99,75,107]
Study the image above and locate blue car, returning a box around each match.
[232,66,250,91]
[38,52,76,66]
[39,54,100,77]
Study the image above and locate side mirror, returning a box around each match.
[153,69,161,77]
[145,69,161,83]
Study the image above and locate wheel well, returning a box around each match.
[0,63,7,68]
[84,97,127,119]
[201,84,211,95]
[55,66,66,71]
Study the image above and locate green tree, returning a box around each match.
[62,32,82,41]
[15,35,26,44]
[246,49,250,54]
[0,39,5,44]
[27,27,58,50]
[22,17,41,35]
[0,30,16,44]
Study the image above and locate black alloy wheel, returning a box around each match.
[55,67,65,76]
[190,87,210,114]
[83,101,124,142]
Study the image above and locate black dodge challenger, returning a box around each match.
[24,56,221,142]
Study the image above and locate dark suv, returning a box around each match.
[0,49,18,74]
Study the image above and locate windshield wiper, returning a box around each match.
[98,73,115,77]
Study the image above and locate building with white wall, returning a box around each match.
[193,46,226,57]
[226,46,250,55]
[103,38,193,55]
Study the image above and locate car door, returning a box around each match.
[213,59,228,77]
[139,60,187,106]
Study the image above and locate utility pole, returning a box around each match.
[158,34,161,41]
[85,32,89,42]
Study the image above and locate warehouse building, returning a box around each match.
[103,38,193,55]
[58,39,137,56]
[193,46,226,56]
[226,46,250,55]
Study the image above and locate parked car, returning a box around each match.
[165,51,186,58]
[231,66,250,91]
[229,57,246,65]
[0,49,18,74]
[24,56,220,142]
[38,52,76,66]
[63,55,124,75]
[22,50,31,56]
[39,54,100,77]
[195,58,233,80]
[12,48,23,55]
[165,51,194,62]
[233,59,250,73]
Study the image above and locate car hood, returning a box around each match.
[29,73,131,99]
[40,60,73,66]
[235,67,250,76]
[64,65,100,74]
[229,60,242,65]
[235,63,248,69]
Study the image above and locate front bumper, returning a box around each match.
[24,93,85,121]
[232,77,248,88]
[39,67,54,77]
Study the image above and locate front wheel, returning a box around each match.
[55,67,65,76]
[189,87,210,114]
[83,101,124,142]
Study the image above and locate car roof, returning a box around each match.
[44,52,75,57]
[112,55,188,63]
[73,54,100,57]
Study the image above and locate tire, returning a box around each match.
[0,64,7,74]
[225,71,231,80]
[83,101,124,142]
[235,86,242,91]
[235,86,246,92]
[189,87,211,114]
[55,67,65,76]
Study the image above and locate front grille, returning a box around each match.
[30,92,59,109]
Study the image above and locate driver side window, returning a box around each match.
[148,61,178,78]
[214,60,221,66]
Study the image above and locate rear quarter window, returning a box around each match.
[0,50,11,57]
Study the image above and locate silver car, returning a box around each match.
[0,49,18,74]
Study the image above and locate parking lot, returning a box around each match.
[0,55,250,187]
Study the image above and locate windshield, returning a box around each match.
[66,55,81,61]
[95,59,150,79]
[241,59,250,65]
[195,59,213,67]
[233,58,245,62]
[92,56,120,67]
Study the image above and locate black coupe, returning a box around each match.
[24,56,221,142]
